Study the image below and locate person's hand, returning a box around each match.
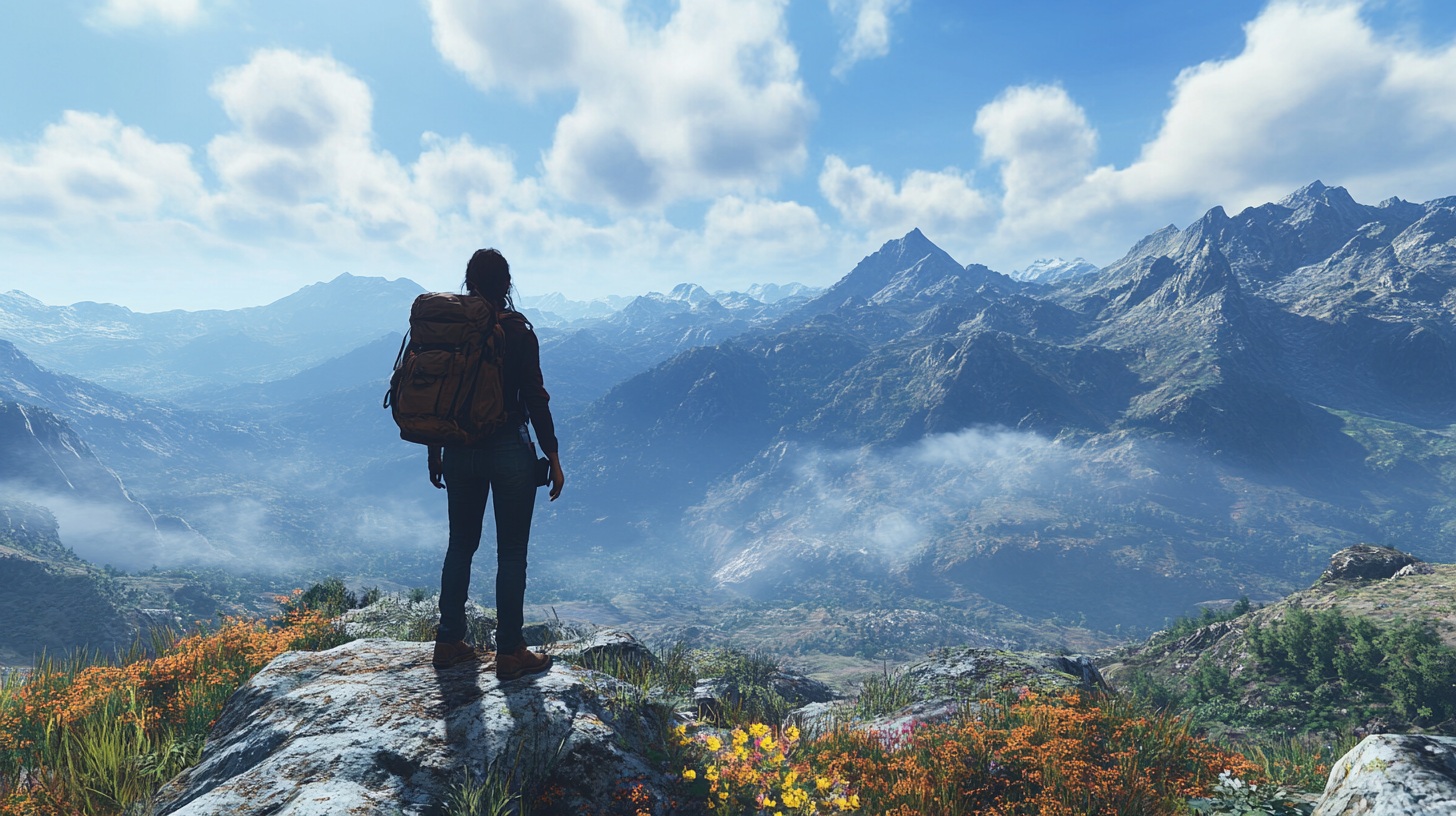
[428,447,445,489]
[548,452,565,501]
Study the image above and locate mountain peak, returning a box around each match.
[1012,258,1099,284]
[1278,180,1359,212]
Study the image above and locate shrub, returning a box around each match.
[693,690,1264,816]
[0,604,341,815]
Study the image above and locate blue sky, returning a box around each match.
[4,0,1456,311]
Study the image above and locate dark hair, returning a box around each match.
[464,248,513,310]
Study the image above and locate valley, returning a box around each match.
[3,181,1456,710]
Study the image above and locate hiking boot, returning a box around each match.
[432,639,478,669]
[496,644,553,681]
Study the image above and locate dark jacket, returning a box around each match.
[483,312,558,454]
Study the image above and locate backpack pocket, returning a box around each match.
[397,349,460,416]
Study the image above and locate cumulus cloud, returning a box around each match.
[0,111,203,229]
[703,196,828,257]
[819,155,991,238]
[88,0,207,29]
[973,85,1096,220]
[821,0,1456,267]
[1086,0,1456,214]
[206,49,440,244]
[829,0,911,77]
[426,0,814,209]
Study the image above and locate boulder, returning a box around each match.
[692,668,838,720]
[547,628,656,672]
[1392,562,1437,578]
[894,648,1108,700]
[1321,545,1420,582]
[147,639,672,816]
[853,648,1107,738]
[522,619,597,647]
[337,596,496,645]
[1313,734,1456,815]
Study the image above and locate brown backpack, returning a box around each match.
[384,293,509,446]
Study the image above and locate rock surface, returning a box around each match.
[851,648,1108,736]
[546,627,657,672]
[1313,734,1456,815]
[148,639,669,816]
[692,667,838,720]
[338,596,496,645]
[895,647,1108,699]
[1321,545,1420,582]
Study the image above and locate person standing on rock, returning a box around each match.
[428,248,566,679]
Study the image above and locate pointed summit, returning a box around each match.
[800,229,967,313]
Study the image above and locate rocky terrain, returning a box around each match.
[2,181,1456,664]
[133,608,1455,816]
[140,619,1109,816]
[1100,544,1456,741]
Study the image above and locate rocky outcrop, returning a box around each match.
[893,647,1107,701]
[693,667,837,719]
[1313,734,1456,815]
[337,595,497,644]
[1321,545,1420,582]
[148,639,673,816]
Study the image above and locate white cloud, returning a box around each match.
[88,0,206,29]
[819,155,990,239]
[425,0,814,210]
[973,85,1096,220]
[828,0,911,77]
[703,196,828,257]
[0,111,203,229]
[205,49,440,245]
[826,0,1456,268]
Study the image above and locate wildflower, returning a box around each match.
[816,777,832,791]
[705,735,723,752]
[683,769,696,780]
[748,722,769,738]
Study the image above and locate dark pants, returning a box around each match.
[437,428,537,652]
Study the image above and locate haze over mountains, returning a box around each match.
[4,181,1456,651]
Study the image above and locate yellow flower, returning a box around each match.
[760,738,778,753]
[849,794,860,808]
[764,799,776,808]
[785,725,800,741]
[748,722,770,738]
[732,728,748,746]
[706,735,723,752]
[683,769,696,780]
[706,767,720,781]
[784,770,798,787]
[817,777,832,791]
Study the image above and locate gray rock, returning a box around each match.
[1313,734,1456,815]
[548,628,656,672]
[522,618,598,647]
[147,639,670,816]
[692,668,839,721]
[770,669,837,706]
[337,596,496,646]
[1392,562,1437,578]
[786,701,855,736]
[859,698,966,739]
[894,647,1108,701]
[1321,545,1420,582]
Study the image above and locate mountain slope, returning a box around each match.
[551,184,1456,630]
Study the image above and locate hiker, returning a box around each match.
[428,248,565,679]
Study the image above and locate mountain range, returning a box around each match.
[2,181,1455,651]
